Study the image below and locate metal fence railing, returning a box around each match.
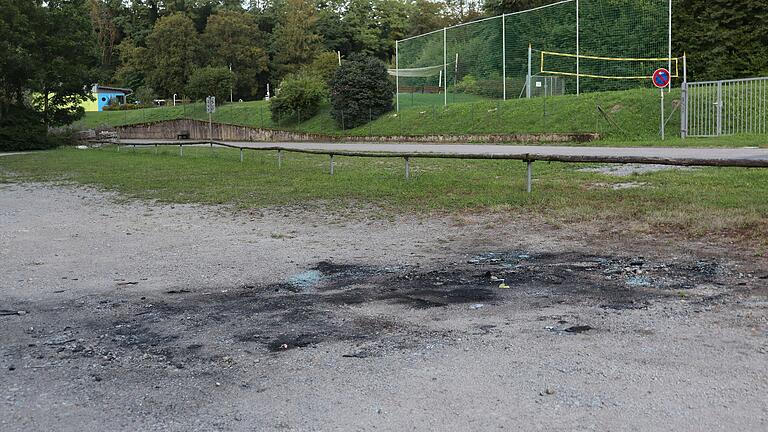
[683,77,768,138]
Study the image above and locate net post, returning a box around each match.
[576,0,580,96]
[502,15,507,101]
[395,40,400,112]
[527,44,532,99]
[443,27,447,106]
[668,0,673,93]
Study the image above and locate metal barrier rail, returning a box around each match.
[115,139,768,193]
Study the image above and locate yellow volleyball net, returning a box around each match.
[538,50,680,80]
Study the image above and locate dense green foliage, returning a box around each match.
[0,0,97,149]
[186,66,235,102]
[269,75,327,123]
[674,0,768,80]
[1,0,767,141]
[329,55,395,129]
[0,106,61,151]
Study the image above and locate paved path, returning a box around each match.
[117,140,768,167]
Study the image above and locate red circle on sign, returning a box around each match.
[652,68,671,88]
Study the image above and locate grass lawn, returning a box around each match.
[1,146,766,246]
[75,88,690,141]
[74,88,768,149]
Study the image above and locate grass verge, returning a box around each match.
[75,89,685,140]
[1,146,766,247]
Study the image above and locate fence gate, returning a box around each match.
[683,77,768,137]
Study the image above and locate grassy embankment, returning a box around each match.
[75,89,768,147]
[1,146,766,246]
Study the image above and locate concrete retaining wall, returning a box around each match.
[113,119,599,143]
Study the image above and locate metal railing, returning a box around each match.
[683,77,768,137]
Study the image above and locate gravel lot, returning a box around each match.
[1,183,766,431]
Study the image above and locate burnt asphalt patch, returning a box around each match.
[1,251,740,375]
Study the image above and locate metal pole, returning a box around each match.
[330,154,334,175]
[660,88,665,140]
[502,15,506,101]
[179,144,183,157]
[668,0,672,92]
[576,0,580,96]
[527,44,532,99]
[240,148,243,163]
[443,27,447,106]
[681,54,688,138]
[526,161,533,193]
[717,81,723,136]
[395,40,400,112]
[405,157,410,180]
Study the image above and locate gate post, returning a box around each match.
[681,81,688,138]
[716,81,723,136]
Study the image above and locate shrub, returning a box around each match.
[186,66,235,102]
[102,103,154,111]
[131,86,156,105]
[269,74,326,124]
[0,105,61,151]
[453,74,504,98]
[454,75,479,94]
[329,54,394,129]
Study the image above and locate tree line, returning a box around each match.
[1,0,766,135]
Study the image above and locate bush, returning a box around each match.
[131,86,156,105]
[102,103,154,111]
[186,66,235,102]
[269,74,326,124]
[453,74,504,98]
[454,75,479,94]
[0,105,61,151]
[329,54,394,129]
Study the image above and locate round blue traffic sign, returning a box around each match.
[652,68,671,88]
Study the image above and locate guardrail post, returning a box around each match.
[405,157,411,179]
[240,148,243,163]
[179,143,183,157]
[526,160,533,193]
[277,150,282,168]
[330,154,335,175]
[155,143,158,154]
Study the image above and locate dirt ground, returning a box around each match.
[1,183,766,432]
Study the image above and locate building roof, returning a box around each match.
[91,84,133,95]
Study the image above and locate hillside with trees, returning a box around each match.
[1,0,767,146]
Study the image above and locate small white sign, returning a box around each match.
[206,96,216,113]
[535,81,542,88]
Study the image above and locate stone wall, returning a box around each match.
[113,119,599,143]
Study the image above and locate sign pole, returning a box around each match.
[652,68,671,141]
[660,88,665,140]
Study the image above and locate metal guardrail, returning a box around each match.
[114,139,768,195]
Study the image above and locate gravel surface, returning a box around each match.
[1,183,767,431]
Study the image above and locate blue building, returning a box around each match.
[88,85,133,112]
